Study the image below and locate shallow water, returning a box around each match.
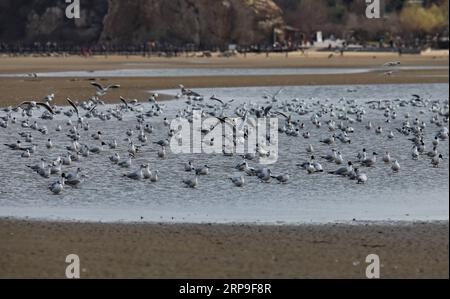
[0,66,447,78]
[0,84,448,224]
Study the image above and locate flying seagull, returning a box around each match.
[17,101,55,115]
[90,82,121,96]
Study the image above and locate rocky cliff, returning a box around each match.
[101,0,284,47]
[0,0,107,44]
[0,0,284,47]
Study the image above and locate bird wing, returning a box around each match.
[264,105,273,116]
[90,82,104,91]
[17,101,32,109]
[106,84,121,90]
[276,111,288,118]
[66,98,79,117]
[36,102,55,115]
[274,88,284,98]
[88,105,98,113]
[190,90,201,97]
[210,96,224,105]
[120,97,129,109]
[213,117,234,129]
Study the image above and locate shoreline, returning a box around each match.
[0,218,448,278]
[0,72,448,107]
[0,53,447,106]
[1,214,449,226]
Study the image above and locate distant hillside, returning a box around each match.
[0,0,448,48]
[0,0,284,48]
[274,0,449,43]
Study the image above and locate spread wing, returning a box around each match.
[106,84,121,90]
[66,98,79,117]
[120,97,129,109]
[90,82,104,91]
[36,102,55,115]
[210,96,224,105]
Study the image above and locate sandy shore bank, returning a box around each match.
[0,219,447,278]
[0,53,448,106]
[0,52,448,73]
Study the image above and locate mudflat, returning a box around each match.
[0,219,448,279]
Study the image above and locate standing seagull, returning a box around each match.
[229,175,245,187]
[392,160,401,173]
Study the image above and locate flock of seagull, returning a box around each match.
[0,80,449,195]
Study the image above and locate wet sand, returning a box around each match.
[0,53,448,106]
[0,219,447,279]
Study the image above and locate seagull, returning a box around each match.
[375,126,383,134]
[46,139,53,149]
[142,164,152,179]
[49,174,66,195]
[184,161,195,172]
[154,139,170,147]
[257,168,272,182]
[21,149,31,158]
[124,165,145,180]
[179,85,201,97]
[431,154,443,168]
[383,61,401,67]
[321,149,337,162]
[195,165,210,176]
[108,139,117,149]
[320,135,335,145]
[17,101,55,115]
[4,141,23,150]
[392,160,401,172]
[110,153,120,164]
[89,142,106,154]
[427,147,438,158]
[272,174,290,183]
[329,162,353,176]
[432,137,440,147]
[183,176,199,188]
[67,98,96,126]
[356,169,368,184]
[158,146,167,159]
[43,93,55,103]
[361,152,378,167]
[118,154,134,168]
[383,152,391,163]
[230,175,245,187]
[91,82,120,96]
[65,168,85,187]
[412,146,420,160]
[150,170,159,182]
[334,152,344,165]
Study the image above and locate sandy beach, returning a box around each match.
[0,52,448,106]
[0,219,447,279]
